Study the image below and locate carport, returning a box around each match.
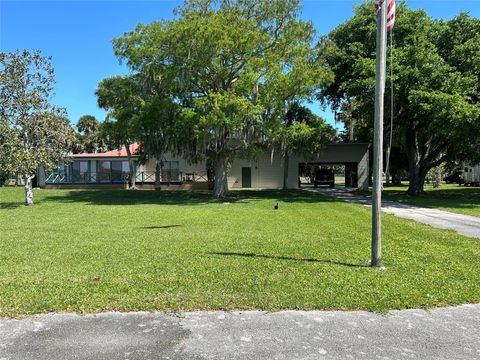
[299,162,359,188]
[287,143,370,190]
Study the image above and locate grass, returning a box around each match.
[1,186,479,317]
[379,183,480,217]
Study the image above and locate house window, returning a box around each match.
[72,161,89,183]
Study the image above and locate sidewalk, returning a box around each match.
[1,305,480,359]
[307,187,480,239]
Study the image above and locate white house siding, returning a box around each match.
[358,149,370,190]
[139,144,369,189]
[38,144,369,189]
[229,143,369,190]
[230,154,285,189]
[463,164,480,184]
[143,152,207,181]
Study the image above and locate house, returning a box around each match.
[37,143,370,190]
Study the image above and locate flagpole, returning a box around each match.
[372,0,387,267]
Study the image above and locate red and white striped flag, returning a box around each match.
[375,0,396,32]
[386,0,396,32]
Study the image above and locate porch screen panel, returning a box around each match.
[122,161,129,175]
[72,161,89,183]
[45,162,69,184]
[122,161,130,181]
[111,161,130,182]
[99,161,111,182]
[111,161,122,182]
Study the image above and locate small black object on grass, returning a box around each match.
[274,202,279,210]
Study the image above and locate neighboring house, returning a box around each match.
[462,164,480,186]
[37,143,370,190]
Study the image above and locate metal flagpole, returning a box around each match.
[372,0,387,267]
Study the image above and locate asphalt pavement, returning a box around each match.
[307,187,480,239]
[2,305,480,359]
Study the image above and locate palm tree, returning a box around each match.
[77,115,98,136]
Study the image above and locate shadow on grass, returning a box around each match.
[142,225,182,229]
[0,202,23,210]
[40,189,339,206]
[209,251,369,268]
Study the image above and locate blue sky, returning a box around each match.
[1,0,479,132]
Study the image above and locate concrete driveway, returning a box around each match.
[307,187,480,239]
[1,305,480,360]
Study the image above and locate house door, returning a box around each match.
[242,167,252,188]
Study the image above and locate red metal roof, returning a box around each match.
[73,143,140,158]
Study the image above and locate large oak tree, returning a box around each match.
[319,1,480,195]
[113,0,332,197]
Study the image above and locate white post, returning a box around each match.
[372,1,387,267]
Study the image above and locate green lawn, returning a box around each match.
[1,187,479,317]
[380,184,480,217]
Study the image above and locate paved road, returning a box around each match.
[307,187,480,239]
[1,305,480,359]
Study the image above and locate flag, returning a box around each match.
[386,0,396,32]
[374,0,384,14]
[375,0,396,32]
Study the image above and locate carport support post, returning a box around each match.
[372,1,387,267]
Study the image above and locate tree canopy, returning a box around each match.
[0,50,75,205]
[96,75,145,188]
[268,103,336,189]
[319,0,480,195]
[112,0,334,197]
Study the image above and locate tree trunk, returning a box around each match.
[385,146,391,185]
[405,127,439,195]
[432,167,442,188]
[213,155,228,198]
[155,159,162,190]
[407,167,428,195]
[406,127,422,195]
[24,175,33,206]
[129,158,136,189]
[282,153,289,190]
[125,144,136,189]
[348,119,354,142]
[206,157,215,191]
